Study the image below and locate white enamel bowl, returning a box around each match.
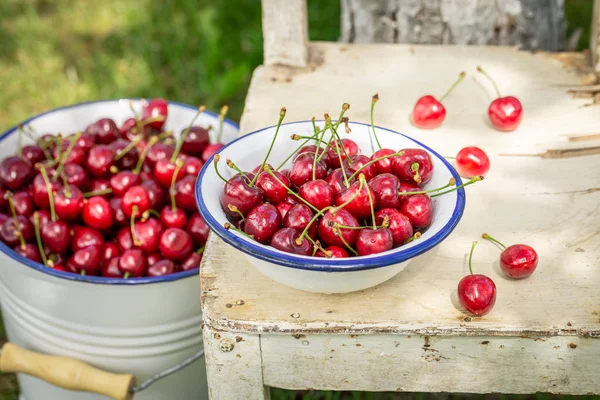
[0,99,239,400]
[196,121,466,294]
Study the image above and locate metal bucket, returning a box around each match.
[0,100,240,399]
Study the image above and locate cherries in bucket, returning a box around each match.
[217,96,483,258]
[0,99,227,278]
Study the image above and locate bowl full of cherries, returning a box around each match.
[0,98,239,283]
[196,98,484,294]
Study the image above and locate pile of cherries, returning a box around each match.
[0,98,226,278]
[217,99,483,258]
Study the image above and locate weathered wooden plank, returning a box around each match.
[202,326,269,400]
[262,0,308,67]
[261,334,600,394]
[202,43,600,337]
[592,0,600,72]
[340,0,565,51]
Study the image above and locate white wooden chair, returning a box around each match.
[201,1,600,398]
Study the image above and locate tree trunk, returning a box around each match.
[340,0,565,51]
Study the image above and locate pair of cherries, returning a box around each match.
[412,66,523,132]
[458,233,539,316]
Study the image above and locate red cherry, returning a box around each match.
[269,227,312,256]
[294,145,332,166]
[356,228,393,256]
[0,216,34,246]
[110,171,141,197]
[72,132,96,153]
[477,66,523,132]
[276,202,293,220]
[174,175,197,212]
[21,145,45,165]
[201,143,225,163]
[110,139,139,170]
[411,72,465,129]
[68,245,103,275]
[481,233,538,279]
[455,147,490,178]
[154,159,185,188]
[244,203,282,244]
[397,181,422,203]
[159,228,194,261]
[370,148,396,174]
[334,180,376,221]
[283,204,317,239]
[315,246,348,258]
[141,98,168,130]
[52,140,85,166]
[343,155,377,182]
[41,220,71,254]
[54,185,84,221]
[119,249,147,278]
[288,153,327,189]
[368,173,401,210]
[140,180,165,210]
[317,208,359,248]
[391,149,434,185]
[325,138,359,169]
[86,145,115,178]
[71,226,104,252]
[116,227,134,253]
[31,173,60,209]
[109,197,127,226]
[84,118,121,144]
[29,209,51,231]
[146,252,162,267]
[14,243,41,263]
[400,194,432,230]
[186,213,210,247]
[256,170,290,204]
[0,213,7,225]
[146,143,174,168]
[298,179,334,211]
[12,192,34,217]
[147,259,176,277]
[103,242,120,263]
[82,196,114,230]
[0,156,33,190]
[88,179,111,199]
[220,174,264,219]
[102,257,124,278]
[183,156,204,176]
[181,126,210,155]
[325,168,355,197]
[160,206,187,229]
[180,252,202,271]
[374,208,413,247]
[121,186,150,218]
[133,218,163,254]
[458,242,496,315]
[63,164,88,189]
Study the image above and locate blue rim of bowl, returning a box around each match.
[0,98,239,285]
[195,120,466,272]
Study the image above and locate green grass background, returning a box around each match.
[0,0,596,399]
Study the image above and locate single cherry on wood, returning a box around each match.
[477,66,523,132]
[457,241,497,316]
[482,233,538,279]
[455,146,490,178]
[411,72,466,129]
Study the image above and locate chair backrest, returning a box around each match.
[261,0,600,72]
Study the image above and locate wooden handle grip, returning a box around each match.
[0,343,135,400]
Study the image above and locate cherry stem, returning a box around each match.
[370,94,382,151]
[83,188,112,198]
[226,159,249,180]
[216,105,229,144]
[476,66,501,98]
[398,178,456,196]
[249,107,286,187]
[411,163,422,184]
[197,246,205,255]
[430,176,484,198]
[311,117,318,135]
[347,151,404,182]
[169,159,185,212]
[334,227,358,256]
[60,174,72,198]
[172,105,206,163]
[405,232,422,244]
[327,121,350,188]
[141,209,160,222]
[276,136,314,171]
[33,213,48,266]
[313,116,328,181]
[481,233,506,249]
[7,194,26,250]
[263,165,320,213]
[366,179,376,229]
[131,206,142,246]
[124,272,130,279]
[224,222,254,240]
[468,241,477,275]
[115,136,141,161]
[54,133,82,181]
[38,166,57,221]
[227,204,245,221]
[134,136,159,174]
[328,121,352,165]
[439,72,466,103]
[157,131,173,141]
[213,155,228,183]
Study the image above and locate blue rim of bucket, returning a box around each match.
[195,120,466,273]
[0,99,239,285]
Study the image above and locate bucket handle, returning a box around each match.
[0,342,135,400]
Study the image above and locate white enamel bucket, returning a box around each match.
[0,100,239,399]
